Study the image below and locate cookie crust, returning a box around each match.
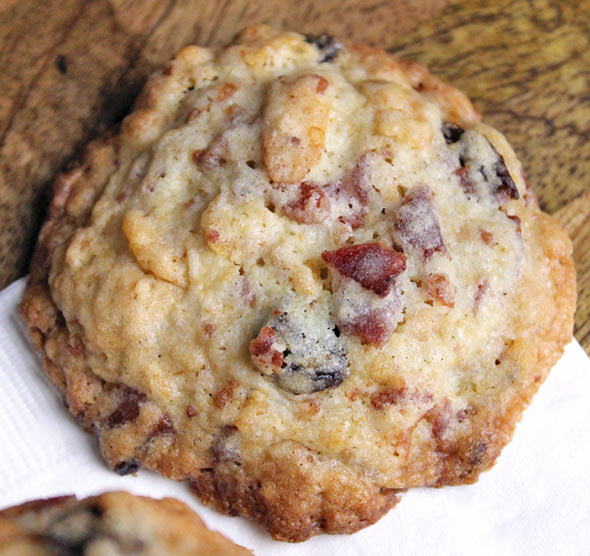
[20,25,575,542]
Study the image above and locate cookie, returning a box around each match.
[20,25,576,542]
[0,491,250,555]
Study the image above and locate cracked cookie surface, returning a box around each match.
[20,25,575,542]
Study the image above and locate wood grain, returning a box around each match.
[0,0,449,288]
[554,191,590,351]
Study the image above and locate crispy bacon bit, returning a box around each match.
[192,134,227,170]
[148,414,175,439]
[340,308,393,347]
[206,228,220,243]
[306,400,320,416]
[322,243,406,297]
[106,387,147,428]
[333,156,371,229]
[393,186,445,259]
[186,405,198,418]
[424,399,452,439]
[423,273,455,307]
[283,183,330,224]
[480,230,494,245]
[250,326,284,369]
[474,278,489,309]
[371,387,406,410]
[454,166,473,196]
[213,380,239,409]
[315,76,329,94]
[217,82,238,101]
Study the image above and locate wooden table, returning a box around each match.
[1,0,588,349]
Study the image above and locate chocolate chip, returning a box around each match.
[304,33,342,63]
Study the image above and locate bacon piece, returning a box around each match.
[192,136,227,169]
[474,278,488,309]
[423,273,455,307]
[424,399,452,439]
[148,414,175,439]
[480,230,495,245]
[332,156,371,229]
[213,380,239,409]
[283,183,330,224]
[105,387,147,428]
[393,186,445,259]
[454,166,474,196]
[371,387,406,410]
[339,307,393,347]
[322,242,406,297]
[250,327,284,371]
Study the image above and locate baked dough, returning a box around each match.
[20,25,575,542]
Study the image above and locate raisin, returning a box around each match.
[453,130,519,203]
[304,33,342,63]
[114,459,139,476]
[442,122,464,144]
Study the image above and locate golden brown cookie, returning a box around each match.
[20,25,575,542]
[0,491,250,555]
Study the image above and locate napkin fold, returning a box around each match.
[1,278,589,555]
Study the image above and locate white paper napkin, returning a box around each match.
[1,278,589,555]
